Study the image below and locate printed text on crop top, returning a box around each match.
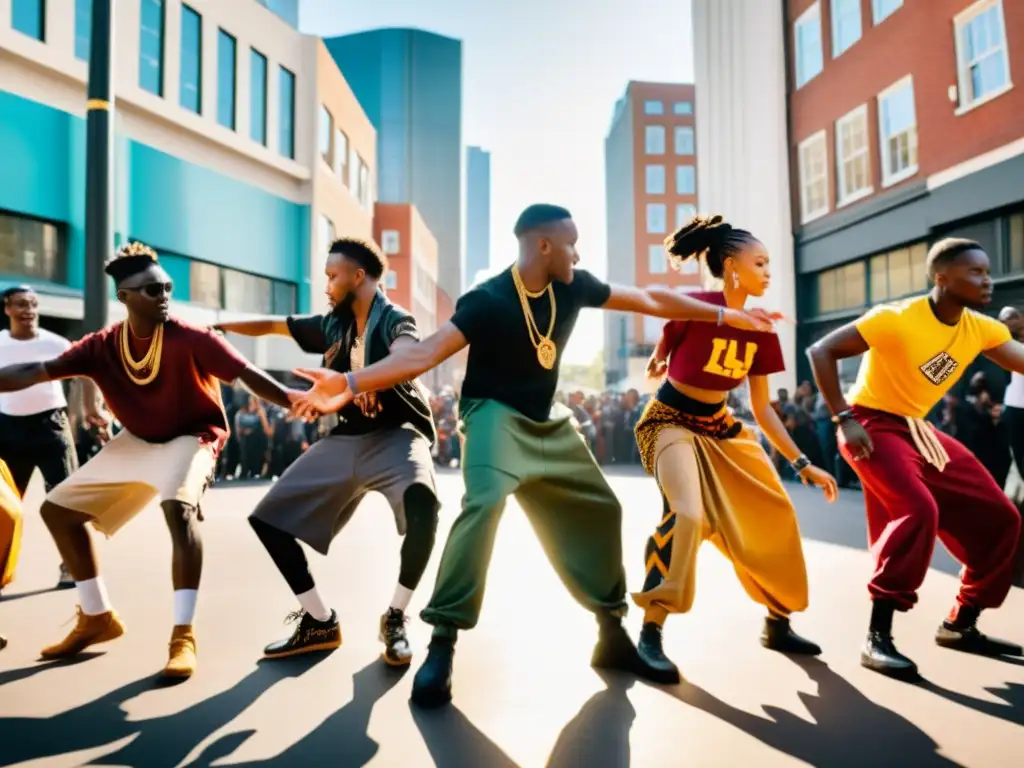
[657,292,786,392]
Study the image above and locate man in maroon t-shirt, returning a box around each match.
[0,242,307,679]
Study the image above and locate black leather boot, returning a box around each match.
[936,605,1023,657]
[411,636,455,709]
[760,615,822,655]
[637,622,681,684]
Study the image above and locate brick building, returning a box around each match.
[787,0,1024,383]
[604,81,700,390]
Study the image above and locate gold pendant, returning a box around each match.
[536,338,557,370]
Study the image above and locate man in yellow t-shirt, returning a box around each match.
[807,237,1022,683]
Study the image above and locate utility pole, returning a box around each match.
[83,0,114,333]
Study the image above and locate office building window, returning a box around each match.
[816,261,866,314]
[250,49,268,145]
[644,100,664,115]
[646,204,667,234]
[381,230,400,255]
[318,106,334,166]
[278,66,295,159]
[1010,213,1024,273]
[955,1,1011,109]
[75,0,91,60]
[868,242,929,301]
[676,203,697,228]
[319,215,335,253]
[836,105,871,204]
[272,281,296,315]
[831,0,862,57]
[223,270,272,314]
[190,261,221,309]
[179,5,202,113]
[217,29,237,130]
[878,76,918,186]
[384,271,398,291]
[645,165,666,195]
[673,101,693,115]
[676,165,696,195]
[795,3,823,88]
[336,130,349,185]
[648,245,667,275]
[139,0,165,96]
[358,159,371,209]
[674,126,694,155]
[799,130,829,222]
[0,213,64,283]
[645,125,666,155]
[12,0,45,41]
[872,0,902,24]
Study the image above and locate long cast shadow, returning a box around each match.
[920,678,1024,727]
[546,670,635,768]
[410,699,520,768]
[198,659,408,768]
[661,657,960,767]
[0,586,65,603]
[0,652,104,687]
[0,653,330,768]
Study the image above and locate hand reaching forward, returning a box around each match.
[798,464,839,503]
[289,368,354,420]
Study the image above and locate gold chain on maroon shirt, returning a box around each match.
[119,321,164,385]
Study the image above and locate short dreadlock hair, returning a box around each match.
[328,237,387,280]
[105,242,160,285]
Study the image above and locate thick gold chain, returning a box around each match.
[511,266,556,345]
[119,321,164,386]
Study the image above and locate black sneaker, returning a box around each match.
[936,622,1023,657]
[263,610,341,659]
[761,616,822,655]
[56,564,75,590]
[380,608,413,667]
[637,623,681,685]
[860,631,919,681]
[411,636,455,709]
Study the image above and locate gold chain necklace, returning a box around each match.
[511,266,557,370]
[119,321,164,386]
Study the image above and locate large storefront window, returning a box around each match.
[816,261,865,314]
[868,241,928,302]
[1010,213,1024,274]
[0,213,64,283]
[188,258,296,315]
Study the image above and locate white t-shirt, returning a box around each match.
[0,329,71,416]
[1005,371,1024,409]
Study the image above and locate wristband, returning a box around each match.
[345,372,360,395]
[716,307,724,326]
[830,409,854,425]
[790,455,811,473]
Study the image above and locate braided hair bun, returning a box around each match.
[663,214,736,279]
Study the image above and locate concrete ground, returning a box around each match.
[0,466,1021,767]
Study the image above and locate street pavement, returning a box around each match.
[0,466,1021,767]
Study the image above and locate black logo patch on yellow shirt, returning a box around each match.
[920,351,958,386]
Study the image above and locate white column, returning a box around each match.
[694,0,797,392]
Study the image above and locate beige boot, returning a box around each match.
[40,607,125,659]
[164,625,197,679]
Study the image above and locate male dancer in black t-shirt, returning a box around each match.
[216,238,439,666]
[292,204,776,707]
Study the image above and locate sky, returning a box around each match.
[301,0,694,365]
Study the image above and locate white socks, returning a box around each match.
[297,587,332,622]
[390,585,413,613]
[173,589,198,626]
[76,577,112,616]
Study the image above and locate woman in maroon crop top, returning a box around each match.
[630,214,838,684]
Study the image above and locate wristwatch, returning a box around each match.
[830,409,854,425]
[791,455,811,473]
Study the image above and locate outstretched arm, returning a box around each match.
[0,362,51,393]
[749,375,837,501]
[805,323,869,416]
[213,319,290,337]
[237,365,297,410]
[601,285,776,331]
[291,324,468,415]
[984,339,1024,374]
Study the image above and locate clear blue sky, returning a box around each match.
[301,0,694,364]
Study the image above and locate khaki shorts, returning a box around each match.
[46,431,216,537]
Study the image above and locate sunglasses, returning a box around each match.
[124,281,173,299]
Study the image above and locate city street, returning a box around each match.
[0,466,1021,767]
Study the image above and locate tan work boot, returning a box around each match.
[40,607,125,659]
[164,625,197,679]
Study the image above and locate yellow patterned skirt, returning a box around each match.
[0,460,23,589]
[632,386,808,618]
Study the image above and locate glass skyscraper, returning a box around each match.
[324,28,464,297]
[465,146,491,290]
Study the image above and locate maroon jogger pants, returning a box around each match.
[840,406,1021,612]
